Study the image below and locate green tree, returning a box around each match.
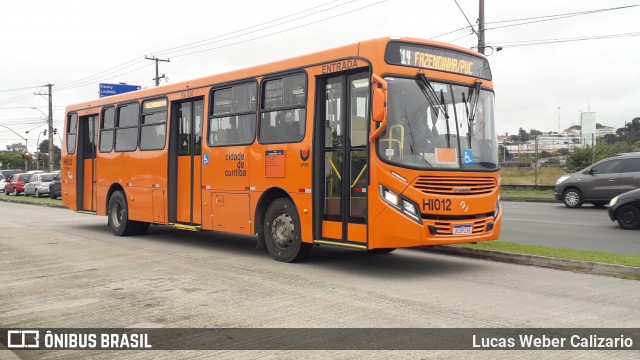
[5,143,26,153]
[518,128,529,143]
[617,117,640,145]
[498,145,511,162]
[566,141,632,172]
[603,134,619,144]
[38,139,61,154]
[529,129,542,137]
[539,150,551,158]
[0,151,25,170]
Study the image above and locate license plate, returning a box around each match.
[453,225,473,235]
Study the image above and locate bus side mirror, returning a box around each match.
[369,74,388,142]
[372,87,386,122]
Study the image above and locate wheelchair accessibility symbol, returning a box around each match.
[203,154,209,165]
[463,150,473,164]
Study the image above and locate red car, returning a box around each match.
[4,173,34,196]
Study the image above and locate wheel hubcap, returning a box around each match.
[271,212,294,248]
[621,211,636,225]
[112,202,123,228]
[565,192,579,206]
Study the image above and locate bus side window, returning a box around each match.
[259,74,306,144]
[209,83,256,146]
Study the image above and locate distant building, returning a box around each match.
[581,112,597,146]
[596,126,615,138]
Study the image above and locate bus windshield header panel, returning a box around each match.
[385,42,492,80]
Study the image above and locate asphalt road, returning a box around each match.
[1,202,639,359]
[500,201,640,255]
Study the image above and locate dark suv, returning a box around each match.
[49,172,62,199]
[555,152,640,208]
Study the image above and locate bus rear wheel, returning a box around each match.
[263,198,311,262]
[108,191,138,236]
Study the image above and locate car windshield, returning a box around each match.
[41,174,55,182]
[17,174,32,181]
[376,77,498,170]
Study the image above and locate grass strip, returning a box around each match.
[0,195,64,206]
[456,240,640,267]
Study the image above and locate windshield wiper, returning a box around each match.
[468,80,482,123]
[416,71,450,147]
[463,81,483,148]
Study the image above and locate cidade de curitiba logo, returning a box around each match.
[6,329,152,350]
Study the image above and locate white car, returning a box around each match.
[0,178,6,193]
[24,173,56,197]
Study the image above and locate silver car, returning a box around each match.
[24,172,57,198]
[555,152,640,208]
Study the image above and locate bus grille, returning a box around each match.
[413,176,496,195]
[432,218,489,235]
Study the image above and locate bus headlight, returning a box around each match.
[494,196,500,218]
[379,185,422,223]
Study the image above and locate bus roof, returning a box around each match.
[65,37,487,111]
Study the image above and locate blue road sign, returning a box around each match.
[203,154,209,165]
[99,83,142,98]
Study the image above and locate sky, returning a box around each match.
[1,0,639,152]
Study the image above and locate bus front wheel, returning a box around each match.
[108,191,138,236]
[263,198,311,262]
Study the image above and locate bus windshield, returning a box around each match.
[377,76,498,170]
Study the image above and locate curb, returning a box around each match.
[500,197,556,203]
[0,196,67,209]
[422,246,640,279]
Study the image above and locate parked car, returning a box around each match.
[4,173,34,196]
[0,169,22,180]
[24,172,57,197]
[608,189,640,229]
[555,152,640,208]
[0,178,6,193]
[49,172,62,199]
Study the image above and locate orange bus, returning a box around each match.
[62,37,501,262]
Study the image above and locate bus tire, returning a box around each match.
[107,191,137,236]
[263,198,311,262]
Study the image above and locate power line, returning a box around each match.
[490,31,640,48]
[452,0,479,38]
[170,0,387,59]
[52,0,365,93]
[0,85,43,93]
[431,3,640,42]
[151,0,347,57]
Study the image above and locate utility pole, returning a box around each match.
[35,84,55,171]
[145,56,170,86]
[557,106,561,134]
[478,0,485,55]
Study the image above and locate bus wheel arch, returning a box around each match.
[254,188,311,262]
[254,187,290,248]
[106,184,147,236]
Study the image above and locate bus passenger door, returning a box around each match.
[169,98,203,225]
[77,114,98,212]
[315,71,369,245]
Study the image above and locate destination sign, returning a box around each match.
[385,42,492,80]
